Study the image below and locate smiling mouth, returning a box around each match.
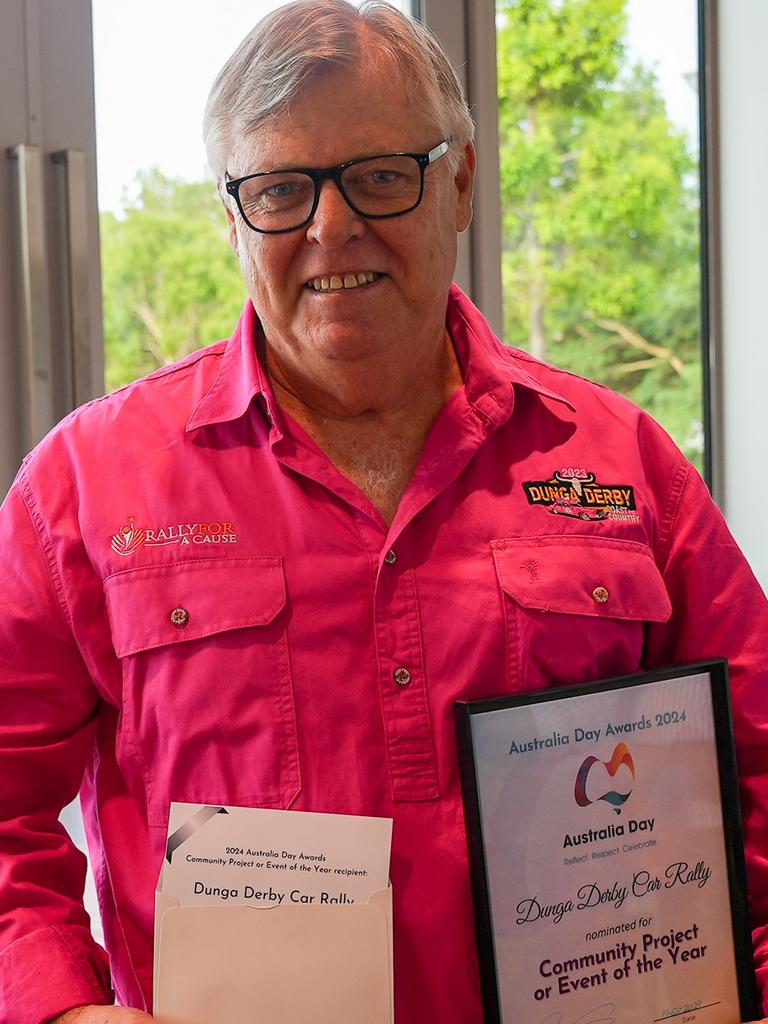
[305,271,383,292]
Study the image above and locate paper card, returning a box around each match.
[161,802,392,909]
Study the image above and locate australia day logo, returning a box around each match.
[574,742,636,815]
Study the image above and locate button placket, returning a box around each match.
[373,564,439,801]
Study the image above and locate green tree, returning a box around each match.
[100,169,247,391]
[497,0,703,465]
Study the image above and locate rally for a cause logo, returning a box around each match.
[523,466,640,523]
[110,514,238,556]
[574,742,636,814]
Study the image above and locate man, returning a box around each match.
[0,2,766,1023]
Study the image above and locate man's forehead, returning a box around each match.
[228,65,434,175]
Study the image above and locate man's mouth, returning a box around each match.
[305,271,383,292]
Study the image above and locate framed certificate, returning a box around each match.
[455,661,759,1024]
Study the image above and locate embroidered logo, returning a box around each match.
[523,467,640,523]
[110,516,146,556]
[520,558,540,582]
[110,515,238,556]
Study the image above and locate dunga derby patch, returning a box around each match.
[523,467,640,523]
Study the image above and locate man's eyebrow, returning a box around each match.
[234,147,416,176]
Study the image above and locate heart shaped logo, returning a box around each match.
[574,743,635,814]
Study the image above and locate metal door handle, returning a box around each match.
[6,144,55,445]
[52,148,92,407]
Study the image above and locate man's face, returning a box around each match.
[225,54,475,376]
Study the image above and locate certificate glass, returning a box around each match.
[455,661,758,1024]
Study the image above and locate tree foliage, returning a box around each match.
[100,170,246,392]
[497,0,703,466]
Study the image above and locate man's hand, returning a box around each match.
[50,1006,153,1024]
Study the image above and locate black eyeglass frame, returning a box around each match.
[224,139,451,235]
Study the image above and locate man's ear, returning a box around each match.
[224,205,239,255]
[219,183,239,255]
[455,141,476,233]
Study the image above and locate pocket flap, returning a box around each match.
[491,536,671,622]
[104,556,286,657]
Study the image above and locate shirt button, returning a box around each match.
[384,549,397,566]
[393,667,412,687]
[592,586,610,604]
[170,606,190,627]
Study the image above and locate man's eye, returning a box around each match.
[242,177,311,212]
[357,169,408,188]
[260,180,303,199]
[264,181,298,198]
[369,170,401,185]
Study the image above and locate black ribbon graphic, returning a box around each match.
[165,805,229,863]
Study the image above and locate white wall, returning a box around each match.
[716,0,768,589]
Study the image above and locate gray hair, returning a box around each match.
[203,0,475,181]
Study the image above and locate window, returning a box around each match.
[495,0,704,470]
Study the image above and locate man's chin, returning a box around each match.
[298,315,396,364]
[310,332,392,364]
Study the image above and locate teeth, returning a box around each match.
[307,272,380,292]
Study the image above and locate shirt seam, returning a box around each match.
[409,567,440,796]
[102,342,226,398]
[17,469,78,632]
[48,924,112,998]
[103,554,282,585]
[91,801,146,1010]
[656,460,691,571]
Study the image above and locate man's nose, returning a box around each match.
[305,180,365,246]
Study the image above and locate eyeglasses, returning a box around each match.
[224,140,450,234]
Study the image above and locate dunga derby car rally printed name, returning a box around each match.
[523,467,640,523]
[110,514,238,556]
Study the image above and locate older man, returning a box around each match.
[0,2,766,1024]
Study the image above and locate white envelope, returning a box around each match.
[154,863,394,1024]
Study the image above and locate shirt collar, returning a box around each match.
[186,302,272,432]
[186,285,574,432]
[446,283,574,415]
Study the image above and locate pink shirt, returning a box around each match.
[1,286,767,1024]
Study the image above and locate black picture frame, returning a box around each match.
[455,660,759,1024]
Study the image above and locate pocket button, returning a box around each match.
[170,606,190,627]
[591,586,610,605]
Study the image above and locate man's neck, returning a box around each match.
[265,331,464,524]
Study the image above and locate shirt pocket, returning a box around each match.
[104,556,300,826]
[491,536,672,692]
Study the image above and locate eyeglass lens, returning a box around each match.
[237,155,423,231]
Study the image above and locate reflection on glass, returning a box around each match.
[496,0,703,469]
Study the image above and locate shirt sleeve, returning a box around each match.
[644,457,768,1012]
[0,479,113,1024]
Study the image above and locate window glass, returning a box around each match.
[496,0,703,469]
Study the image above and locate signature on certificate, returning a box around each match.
[539,1002,616,1024]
